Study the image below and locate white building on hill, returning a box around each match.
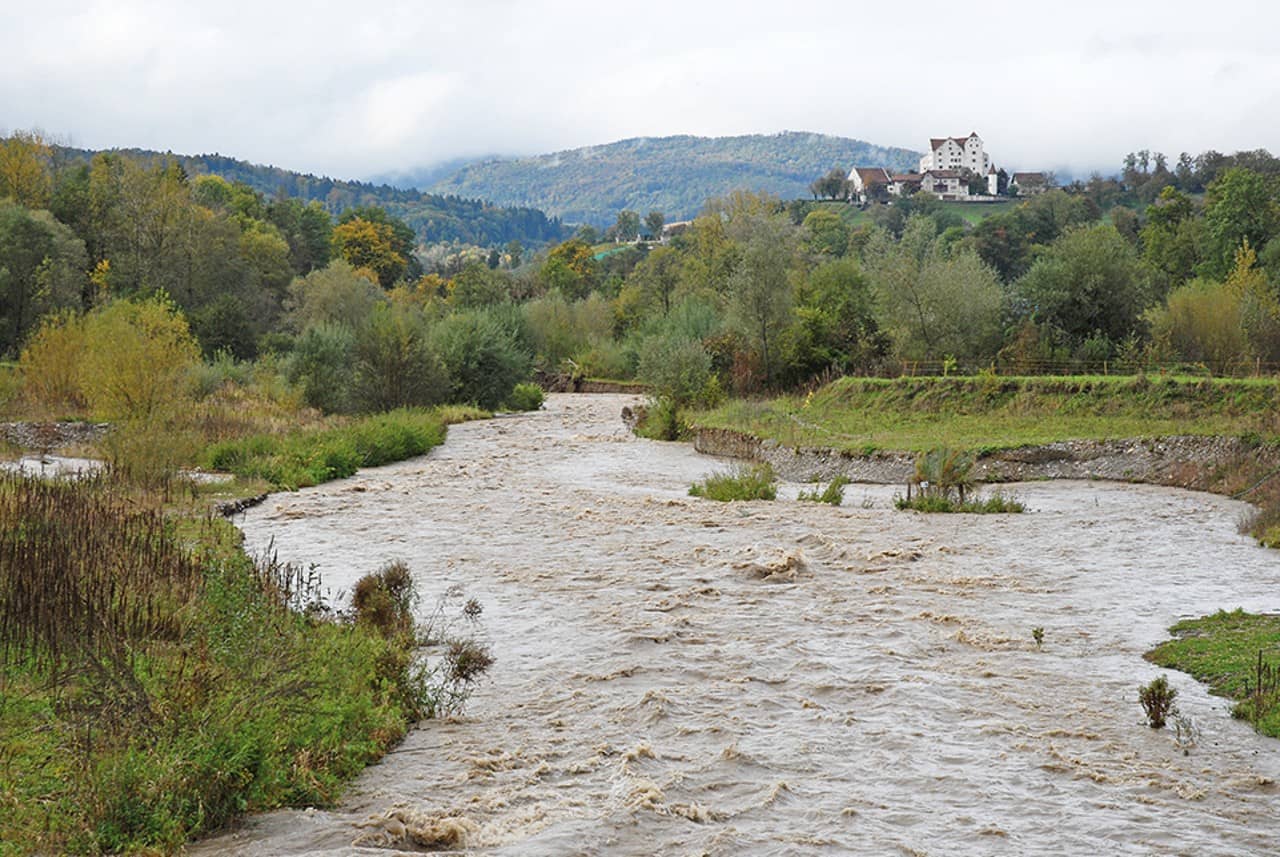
[849,132,1028,203]
[919,133,991,175]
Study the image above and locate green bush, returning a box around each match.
[353,306,448,413]
[634,396,684,441]
[287,322,356,413]
[798,475,850,505]
[894,490,1024,514]
[637,333,714,407]
[432,310,532,410]
[506,382,544,411]
[1139,675,1178,729]
[689,463,777,502]
[353,560,417,639]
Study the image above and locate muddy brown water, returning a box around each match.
[191,394,1280,856]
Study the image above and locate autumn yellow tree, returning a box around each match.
[1226,239,1280,363]
[331,217,406,287]
[78,295,201,422]
[0,130,52,208]
[19,311,88,415]
[539,238,598,299]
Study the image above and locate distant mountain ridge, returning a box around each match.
[422,132,922,226]
[54,146,569,248]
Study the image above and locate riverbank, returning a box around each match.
[0,406,497,855]
[1146,610,1280,738]
[692,426,1279,491]
[693,375,1280,454]
[689,375,1280,544]
[188,394,1280,856]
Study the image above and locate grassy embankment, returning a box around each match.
[695,374,1280,538]
[202,404,487,491]
[694,374,1280,454]
[0,393,491,854]
[0,479,434,854]
[831,198,1021,228]
[1146,611,1280,738]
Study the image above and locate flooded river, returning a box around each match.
[193,394,1280,856]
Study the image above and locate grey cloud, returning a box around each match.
[1,0,1278,180]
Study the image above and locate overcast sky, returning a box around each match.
[3,0,1278,182]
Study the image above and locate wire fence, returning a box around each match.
[869,357,1280,380]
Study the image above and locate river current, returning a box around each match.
[191,393,1280,856]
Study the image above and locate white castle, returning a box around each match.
[919,132,991,175]
[848,131,1048,202]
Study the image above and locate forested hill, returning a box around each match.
[54,146,569,248]
[423,132,922,226]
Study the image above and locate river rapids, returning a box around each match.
[191,394,1280,856]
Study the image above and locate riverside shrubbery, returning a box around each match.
[506,381,544,411]
[0,475,469,854]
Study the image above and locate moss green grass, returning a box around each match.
[1145,610,1280,737]
[693,375,1280,454]
[202,405,486,490]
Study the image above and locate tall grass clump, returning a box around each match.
[894,447,1024,513]
[0,473,202,678]
[798,475,850,505]
[689,463,777,502]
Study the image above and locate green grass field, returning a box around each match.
[692,375,1280,454]
[1146,610,1280,738]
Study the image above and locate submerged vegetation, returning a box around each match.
[689,463,777,502]
[894,491,1025,514]
[1146,610,1280,737]
[1139,675,1179,730]
[893,447,1024,512]
[797,475,850,505]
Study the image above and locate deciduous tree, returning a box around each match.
[0,201,88,355]
[0,131,52,208]
[1013,223,1152,350]
[726,211,797,385]
[331,217,407,288]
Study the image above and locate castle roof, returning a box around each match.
[929,133,982,153]
[850,166,892,185]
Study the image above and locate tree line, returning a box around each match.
[5,131,1280,429]
[50,144,569,248]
